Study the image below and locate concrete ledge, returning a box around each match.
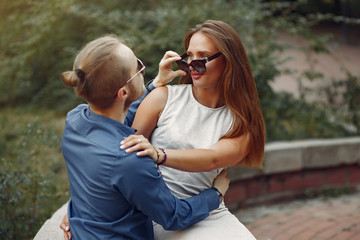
[34,202,67,240]
[227,137,360,181]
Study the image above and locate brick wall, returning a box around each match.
[225,163,360,211]
[225,137,360,211]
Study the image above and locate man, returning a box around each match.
[60,35,229,239]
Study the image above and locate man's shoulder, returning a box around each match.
[66,104,87,120]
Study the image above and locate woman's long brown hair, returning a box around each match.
[179,20,266,168]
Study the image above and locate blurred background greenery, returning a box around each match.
[0,0,359,239]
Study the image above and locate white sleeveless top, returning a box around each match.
[151,84,256,240]
[151,84,233,199]
[151,85,255,240]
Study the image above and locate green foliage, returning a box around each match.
[1,0,359,140]
[0,0,291,107]
[0,112,67,239]
[304,185,355,199]
[317,73,360,134]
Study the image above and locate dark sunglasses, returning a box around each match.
[176,52,222,74]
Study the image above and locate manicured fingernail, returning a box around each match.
[65,226,69,231]
[120,145,124,149]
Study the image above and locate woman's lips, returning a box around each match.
[191,72,204,80]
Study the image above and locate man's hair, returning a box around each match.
[62,35,130,109]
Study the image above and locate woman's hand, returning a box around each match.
[120,135,160,163]
[59,213,72,240]
[152,51,187,87]
[212,170,230,196]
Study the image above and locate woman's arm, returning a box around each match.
[131,86,168,139]
[121,132,251,172]
[165,133,251,171]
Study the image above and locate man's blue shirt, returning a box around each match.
[62,103,219,239]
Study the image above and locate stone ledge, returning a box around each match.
[227,137,360,181]
[34,202,67,240]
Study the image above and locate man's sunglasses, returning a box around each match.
[126,58,146,84]
[114,59,145,98]
[176,52,222,74]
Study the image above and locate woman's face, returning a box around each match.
[186,32,226,89]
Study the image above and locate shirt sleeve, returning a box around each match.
[124,81,155,126]
[111,154,219,230]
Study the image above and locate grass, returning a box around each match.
[0,106,69,191]
[0,106,70,239]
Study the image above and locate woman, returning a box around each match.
[121,20,265,239]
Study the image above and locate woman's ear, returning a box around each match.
[115,87,129,101]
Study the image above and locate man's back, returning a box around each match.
[62,104,154,239]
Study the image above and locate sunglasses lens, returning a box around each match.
[191,61,206,73]
[176,60,190,73]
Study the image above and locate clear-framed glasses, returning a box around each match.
[114,59,146,98]
[126,58,146,83]
[176,52,222,74]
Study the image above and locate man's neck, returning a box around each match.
[89,103,128,123]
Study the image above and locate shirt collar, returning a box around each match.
[84,106,136,135]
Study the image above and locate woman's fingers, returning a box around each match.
[120,135,147,150]
[120,135,158,161]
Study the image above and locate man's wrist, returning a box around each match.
[146,79,155,92]
[211,187,223,204]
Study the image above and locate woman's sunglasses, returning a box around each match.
[176,52,222,74]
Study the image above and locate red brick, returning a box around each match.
[326,170,348,185]
[225,184,246,203]
[246,181,263,198]
[349,165,360,183]
[335,230,357,239]
[268,178,283,193]
[351,234,360,240]
[303,171,325,188]
[294,230,318,239]
[283,174,307,191]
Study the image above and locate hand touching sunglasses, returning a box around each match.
[176,52,222,74]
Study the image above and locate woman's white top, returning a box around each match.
[151,84,255,240]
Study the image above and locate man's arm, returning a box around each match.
[125,80,156,126]
[113,154,226,230]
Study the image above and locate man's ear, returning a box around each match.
[115,87,129,100]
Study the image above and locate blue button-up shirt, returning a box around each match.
[62,87,219,239]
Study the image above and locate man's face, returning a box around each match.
[117,45,146,104]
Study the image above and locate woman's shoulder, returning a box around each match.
[167,84,192,90]
[167,84,192,98]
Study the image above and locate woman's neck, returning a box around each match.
[192,86,225,108]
